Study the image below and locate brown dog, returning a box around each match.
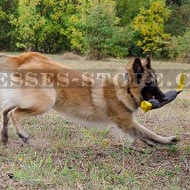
[0,52,177,146]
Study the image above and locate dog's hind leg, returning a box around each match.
[8,107,49,143]
[1,106,16,145]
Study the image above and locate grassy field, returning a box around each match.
[0,54,190,190]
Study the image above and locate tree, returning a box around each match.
[166,0,183,6]
[9,0,83,53]
[0,0,188,58]
[115,0,151,26]
[168,28,190,62]
[83,0,131,59]
[0,0,18,51]
[165,0,190,36]
[36,0,83,53]
[133,0,171,56]
[10,0,45,51]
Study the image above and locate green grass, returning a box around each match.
[0,54,190,189]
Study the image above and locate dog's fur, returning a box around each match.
[0,52,177,146]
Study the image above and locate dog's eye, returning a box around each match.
[137,73,142,80]
[136,73,143,83]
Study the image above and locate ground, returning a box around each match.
[0,54,190,190]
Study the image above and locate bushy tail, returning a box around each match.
[0,55,19,70]
[0,52,46,70]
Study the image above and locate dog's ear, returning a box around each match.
[145,55,151,69]
[132,57,144,74]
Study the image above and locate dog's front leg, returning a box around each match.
[118,120,178,146]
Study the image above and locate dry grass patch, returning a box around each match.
[62,52,83,60]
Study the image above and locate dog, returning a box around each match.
[0,52,178,146]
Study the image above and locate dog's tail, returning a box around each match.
[0,54,28,69]
[0,55,17,69]
[0,52,48,70]
[0,52,41,107]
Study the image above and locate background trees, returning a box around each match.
[0,0,18,51]
[0,0,189,60]
[83,0,129,59]
[133,0,171,57]
[168,28,190,60]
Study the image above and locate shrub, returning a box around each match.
[168,28,190,62]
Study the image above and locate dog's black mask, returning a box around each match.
[141,86,166,102]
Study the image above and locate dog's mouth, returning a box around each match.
[141,86,166,102]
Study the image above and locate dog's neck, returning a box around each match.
[125,73,140,109]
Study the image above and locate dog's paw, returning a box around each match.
[1,136,8,146]
[17,133,30,143]
[168,136,179,144]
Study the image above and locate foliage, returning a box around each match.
[108,26,136,57]
[83,1,121,59]
[165,0,190,36]
[166,0,183,6]
[0,0,189,58]
[9,0,83,53]
[133,0,171,56]
[168,28,190,61]
[116,0,151,26]
[10,0,45,51]
[0,0,18,51]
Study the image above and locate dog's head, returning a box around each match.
[126,55,165,102]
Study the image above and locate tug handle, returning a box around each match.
[177,72,185,92]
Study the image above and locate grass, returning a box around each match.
[0,54,190,189]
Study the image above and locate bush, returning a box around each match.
[83,4,118,59]
[168,28,190,62]
[83,2,133,59]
